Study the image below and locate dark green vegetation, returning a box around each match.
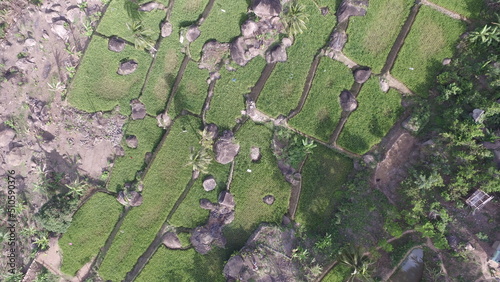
[59,193,122,276]
[224,122,290,251]
[189,0,247,61]
[337,78,402,154]
[431,0,486,19]
[136,247,227,281]
[295,144,352,234]
[258,0,338,117]
[322,264,351,282]
[35,194,78,234]
[391,6,466,96]
[343,0,413,72]
[288,58,352,141]
[206,57,266,130]
[170,61,208,116]
[67,36,152,115]
[107,117,164,192]
[99,116,202,281]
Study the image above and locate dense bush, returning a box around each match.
[35,194,78,234]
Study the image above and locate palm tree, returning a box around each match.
[281,1,309,38]
[338,245,373,281]
[34,235,50,250]
[126,21,156,51]
[186,147,212,178]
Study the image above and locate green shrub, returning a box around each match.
[35,194,78,234]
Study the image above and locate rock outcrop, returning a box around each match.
[108,36,125,52]
[130,99,147,120]
[214,131,240,164]
[161,21,173,37]
[353,67,371,83]
[251,0,282,18]
[162,232,182,249]
[0,128,16,147]
[126,135,138,148]
[199,41,230,71]
[117,60,138,75]
[336,0,368,23]
[186,25,201,42]
[116,190,143,207]
[339,90,358,112]
[203,176,217,191]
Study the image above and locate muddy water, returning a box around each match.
[389,248,424,282]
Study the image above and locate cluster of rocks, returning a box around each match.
[162,232,182,249]
[224,225,300,281]
[130,99,147,120]
[191,190,235,254]
[44,3,90,41]
[326,0,368,56]
[214,130,240,164]
[230,0,291,66]
[116,190,143,207]
[199,41,230,72]
[271,134,302,186]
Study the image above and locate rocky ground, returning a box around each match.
[0,0,126,277]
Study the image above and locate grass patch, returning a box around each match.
[343,0,412,72]
[67,36,152,115]
[223,122,290,252]
[337,78,402,154]
[169,162,231,228]
[107,117,163,192]
[430,0,485,19]
[99,115,202,281]
[60,193,122,276]
[288,58,352,142]
[206,57,266,130]
[136,247,227,281]
[257,0,338,117]
[97,0,166,43]
[189,0,248,61]
[170,0,209,26]
[140,36,183,116]
[391,6,466,96]
[295,144,352,234]
[322,263,351,282]
[170,61,209,116]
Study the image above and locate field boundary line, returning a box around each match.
[287,54,321,120]
[288,154,308,220]
[420,0,470,22]
[247,62,277,103]
[201,78,218,125]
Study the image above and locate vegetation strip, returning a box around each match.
[287,54,321,120]
[381,4,421,75]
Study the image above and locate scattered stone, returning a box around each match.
[50,4,62,12]
[144,152,152,164]
[117,60,138,75]
[472,109,485,123]
[214,131,240,164]
[265,44,287,63]
[186,25,201,42]
[24,38,36,47]
[363,154,376,166]
[6,147,23,166]
[137,182,144,192]
[126,135,138,148]
[0,128,16,147]
[329,30,347,52]
[162,232,182,249]
[156,113,172,128]
[15,58,34,72]
[116,190,143,206]
[251,0,282,18]
[130,99,147,120]
[114,145,125,156]
[241,20,259,38]
[336,0,368,23]
[442,58,452,65]
[379,77,390,93]
[263,195,275,205]
[282,37,293,48]
[66,6,83,23]
[353,67,371,84]
[51,24,69,41]
[203,176,217,191]
[138,1,161,12]
[204,123,219,140]
[161,21,173,37]
[321,6,330,15]
[250,147,261,162]
[200,198,216,210]
[218,190,235,208]
[108,36,126,52]
[282,215,291,226]
[339,90,358,112]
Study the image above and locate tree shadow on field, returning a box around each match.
[369,115,384,139]
[315,113,335,142]
[338,129,369,154]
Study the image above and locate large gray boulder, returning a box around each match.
[252,0,281,18]
[138,1,162,12]
[200,198,217,210]
[339,90,358,112]
[108,36,125,52]
[218,190,235,209]
[161,22,173,37]
[117,60,138,75]
[337,0,368,23]
[250,147,261,161]
[199,41,230,71]
[265,44,287,63]
[230,37,248,66]
[126,135,138,148]
[162,232,182,249]
[156,113,172,129]
[329,30,347,51]
[116,191,143,207]
[353,67,371,84]
[186,25,201,42]
[203,176,217,191]
[6,147,23,166]
[214,131,240,164]
[130,99,147,120]
[241,20,259,38]
[0,128,16,147]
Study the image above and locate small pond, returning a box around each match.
[389,247,424,282]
